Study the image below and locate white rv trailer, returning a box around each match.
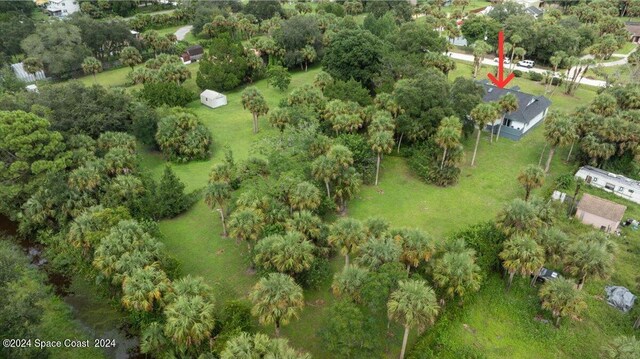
[575,166,640,205]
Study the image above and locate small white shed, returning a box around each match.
[200,90,227,109]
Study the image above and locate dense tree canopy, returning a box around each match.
[323,28,383,90]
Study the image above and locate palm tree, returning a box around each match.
[23,57,43,84]
[432,239,482,304]
[254,232,315,276]
[364,216,391,240]
[250,273,304,337]
[120,46,143,72]
[82,57,103,84]
[472,40,492,78]
[507,34,522,69]
[368,129,394,185]
[331,265,369,303]
[122,264,171,312]
[140,321,171,357]
[499,235,544,290]
[543,113,577,172]
[495,199,541,236]
[289,181,321,213]
[434,116,462,169]
[221,332,311,359]
[539,277,586,327]
[313,71,334,90]
[300,45,316,71]
[517,165,545,201]
[227,208,265,249]
[601,336,640,359]
[204,182,231,237]
[537,227,569,266]
[388,279,440,359]
[495,93,518,142]
[393,228,435,273]
[311,155,337,198]
[328,218,367,268]
[356,236,402,270]
[470,103,499,166]
[564,233,615,290]
[267,107,292,133]
[241,87,269,134]
[285,210,322,243]
[163,293,216,354]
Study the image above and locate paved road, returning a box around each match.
[448,51,607,88]
[175,25,193,41]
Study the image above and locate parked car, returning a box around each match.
[493,57,510,64]
[518,60,535,68]
[534,267,561,283]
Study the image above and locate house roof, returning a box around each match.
[524,6,543,16]
[186,45,204,56]
[201,89,225,99]
[577,193,627,223]
[577,166,640,191]
[478,80,552,124]
[625,22,640,36]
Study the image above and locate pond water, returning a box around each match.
[0,215,141,359]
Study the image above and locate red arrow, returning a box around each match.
[487,30,514,89]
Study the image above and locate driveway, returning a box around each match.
[447,51,607,88]
[175,25,193,41]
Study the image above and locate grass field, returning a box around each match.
[72,42,620,357]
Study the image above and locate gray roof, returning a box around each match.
[478,80,552,124]
[525,6,543,16]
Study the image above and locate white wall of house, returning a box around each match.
[575,168,640,204]
[576,210,619,232]
[522,111,545,134]
[45,0,80,17]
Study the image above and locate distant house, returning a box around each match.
[575,166,640,205]
[200,90,227,109]
[575,193,626,233]
[524,6,543,19]
[11,62,46,83]
[181,45,204,64]
[477,81,552,140]
[36,0,80,17]
[505,0,541,7]
[625,22,640,43]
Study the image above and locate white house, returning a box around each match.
[200,90,227,109]
[37,0,80,17]
[575,166,640,205]
[478,81,552,140]
[11,62,46,83]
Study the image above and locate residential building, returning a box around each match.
[181,45,205,64]
[625,22,640,43]
[478,80,552,140]
[11,62,46,83]
[575,166,640,205]
[37,0,80,17]
[575,193,626,233]
[524,6,543,19]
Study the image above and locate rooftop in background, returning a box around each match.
[625,22,640,36]
[478,80,552,125]
[577,193,627,223]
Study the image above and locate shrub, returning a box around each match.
[267,65,291,91]
[512,69,523,77]
[297,257,331,290]
[408,142,462,187]
[551,77,563,86]
[335,133,376,185]
[323,78,372,106]
[528,72,543,82]
[454,222,506,275]
[155,108,211,162]
[140,82,195,108]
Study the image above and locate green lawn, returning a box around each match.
[128,57,602,357]
[65,40,608,356]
